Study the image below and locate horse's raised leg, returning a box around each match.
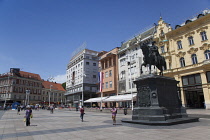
[140,64,143,74]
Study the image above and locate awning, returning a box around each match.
[103,93,137,102]
[84,97,109,103]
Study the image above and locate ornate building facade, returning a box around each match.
[117,26,156,108]
[154,10,210,109]
[0,68,42,105]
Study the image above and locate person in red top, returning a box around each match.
[80,106,85,122]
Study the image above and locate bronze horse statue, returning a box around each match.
[140,42,167,75]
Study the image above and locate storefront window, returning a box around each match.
[182,77,188,85]
[182,73,202,85]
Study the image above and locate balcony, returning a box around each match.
[203,59,210,65]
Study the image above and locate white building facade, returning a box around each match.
[66,49,99,107]
[118,26,157,108]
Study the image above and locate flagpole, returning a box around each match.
[100,92,103,111]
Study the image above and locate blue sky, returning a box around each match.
[0,0,209,83]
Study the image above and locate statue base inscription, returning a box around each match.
[122,74,199,125]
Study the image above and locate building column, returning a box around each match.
[174,75,187,107]
[200,72,210,109]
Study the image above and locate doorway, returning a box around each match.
[185,90,205,108]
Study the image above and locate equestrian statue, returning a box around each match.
[140,41,167,76]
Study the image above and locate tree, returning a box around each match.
[62,82,66,90]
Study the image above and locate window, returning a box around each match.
[130,67,135,75]
[109,70,112,77]
[188,36,194,45]
[120,58,126,66]
[180,57,185,67]
[93,75,96,78]
[86,56,89,59]
[93,63,96,66]
[109,81,112,88]
[120,71,125,79]
[177,41,182,49]
[105,72,108,78]
[161,46,165,53]
[204,50,210,59]
[86,62,89,65]
[200,31,208,41]
[191,54,198,64]
[206,71,210,83]
[105,82,108,88]
[182,74,202,85]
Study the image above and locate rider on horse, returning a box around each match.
[149,41,159,65]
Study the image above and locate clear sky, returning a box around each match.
[0,0,209,83]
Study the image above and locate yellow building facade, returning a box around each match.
[154,10,210,109]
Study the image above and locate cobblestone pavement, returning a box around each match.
[0,109,210,140]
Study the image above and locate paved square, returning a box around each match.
[0,109,210,140]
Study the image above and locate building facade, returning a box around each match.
[117,26,156,108]
[66,49,99,107]
[42,81,65,106]
[154,10,210,109]
[97,47,119,107]
[0,68,43,105]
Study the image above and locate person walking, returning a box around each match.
[25,106,32,126]
[17,106,21,115]
[110,106,117,125]
[50,105,54,114]
[80,106,85,122]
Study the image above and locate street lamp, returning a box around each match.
[47,77,54,106]
[127,52,134,110]
[49,85,53,106]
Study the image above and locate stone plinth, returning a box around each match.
[122,74,199,125]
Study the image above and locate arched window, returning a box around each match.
[180,57,185,67]
[204,50,210,59]
[191,54,198,64]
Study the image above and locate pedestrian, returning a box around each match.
[110,106,117,125]
[80,106,85,122]
[17,106,21,115]
[25,106,32,126]
[50,105,54,114]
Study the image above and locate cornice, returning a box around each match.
[184,31,195,37]
[174,36,183,41]
[196,26,208,33]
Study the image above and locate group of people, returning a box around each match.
[20,105,117,127]
[80,106,118,125]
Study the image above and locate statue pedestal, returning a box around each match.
[122,74,199,125]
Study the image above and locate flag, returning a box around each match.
[98,72,103,92]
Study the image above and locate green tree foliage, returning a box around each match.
[62,82,66,90]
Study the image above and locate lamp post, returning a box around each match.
[47,77,54,106]
[49,85,53,106]
[127,52,134,110]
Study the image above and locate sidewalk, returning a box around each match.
[0,109,209,140]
